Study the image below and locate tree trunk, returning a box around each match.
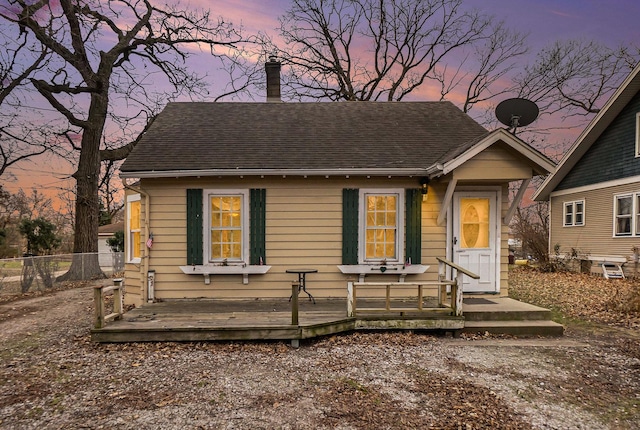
[57,92,109,281]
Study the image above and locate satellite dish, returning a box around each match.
[495,98,539,135]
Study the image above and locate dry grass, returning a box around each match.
[509,266,640,328]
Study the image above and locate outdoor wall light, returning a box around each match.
[419,177,430,199]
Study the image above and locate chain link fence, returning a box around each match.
[0,252,124,296]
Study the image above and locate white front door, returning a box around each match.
[452,191,499,293]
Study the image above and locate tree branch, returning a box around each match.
[100,114,156,162]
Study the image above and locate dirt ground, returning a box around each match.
[0,269,639,429]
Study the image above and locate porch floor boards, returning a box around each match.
[91,298,460,343]
[91,297,562,343]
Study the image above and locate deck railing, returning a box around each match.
[347,257,478,317]
[94,278,124,329]
[290,281,300,325]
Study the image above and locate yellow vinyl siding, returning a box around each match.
[124,174,513,301]
[123,266,142,306]
[123,177,439,300]
[453,145,533,181]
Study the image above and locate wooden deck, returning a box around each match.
[91,297,464,344]
[91,260,562,343]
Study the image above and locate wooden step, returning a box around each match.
[463,308,553,321]
[462,320,564,337]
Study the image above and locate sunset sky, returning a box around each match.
[3,0,640,208]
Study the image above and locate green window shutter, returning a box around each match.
[250,188,266,265]
[186,189,203,265]
[405,188,422,264]
[342,188,359,265]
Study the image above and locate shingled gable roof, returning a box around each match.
[430,128,555,177]
[120,101,491,178]
[534,62,640,201]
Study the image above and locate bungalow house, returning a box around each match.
[533,62,640,275]
[119,60,555,308]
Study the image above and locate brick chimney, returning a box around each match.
[265,56,281,102]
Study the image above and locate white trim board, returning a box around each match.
[549,174,640,198]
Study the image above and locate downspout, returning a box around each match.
[122,177,152,303]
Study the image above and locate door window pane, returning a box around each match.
[460,198,489,249]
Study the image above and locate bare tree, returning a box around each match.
[511,202,549,266]
[451,20,528,113]
[98,160,124,226]
[4,188,55,222]
[0,0,247,279]
[0,186,58,257]
[213,43,269,102]
[260,0,528,107]
[515,40,640,121]
[0,19,51,178]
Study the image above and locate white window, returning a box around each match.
[359,189,404,264]
[635,112,640,157]
[614,194,634,236]
[563,200,584,227]
[205,189,249,263]
[126,194,141,263]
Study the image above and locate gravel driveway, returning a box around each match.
[0,273,639,429]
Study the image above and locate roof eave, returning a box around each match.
[119,167,431,179]
[440,128,556,176]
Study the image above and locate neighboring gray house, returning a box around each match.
[98,221,124,270]
[534,62,640,273]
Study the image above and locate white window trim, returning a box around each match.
[562,199,585,227]
[635,112,640,157]
[613,193,635,237]
[126,194,141,264]
[203,189,249,264]
[358,188,405,265]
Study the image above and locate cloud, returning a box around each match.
[548,9,575,18]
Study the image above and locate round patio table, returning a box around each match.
[286,268,317,304]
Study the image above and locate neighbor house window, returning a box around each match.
[563,200,585,227]
[126,194,141,263]
[635,112,640,156]
[360,189,404,263]
[206,190,249,263]
[614,194,633,236]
